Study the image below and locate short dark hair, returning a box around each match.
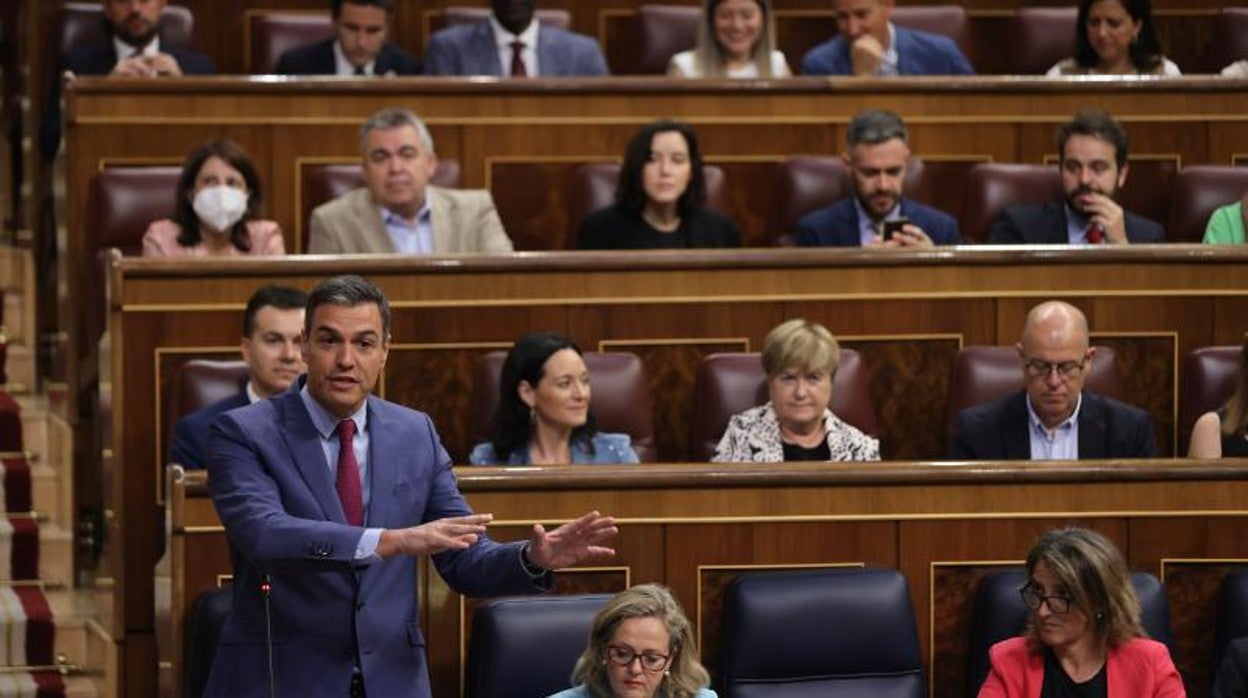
[171,139,263,251]
[304,275,391,339]
[331,0,394,18]
[490,332,598,461]
[846,109,908,149]
[1073,0,1164,73]
[1056,109,1129,169]
[242,286,308,338]
[615,120,707,218]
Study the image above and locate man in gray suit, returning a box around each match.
[308,108,514,254]
[423,0,609,76]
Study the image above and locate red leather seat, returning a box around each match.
[636,4,700,75]
[961,164,1062,243]
[1006,8,1077,75]
[688,350,876,462]
[1178,346,1242,455]
[89,166,182,255]
[891,5,970,58]
[1167,166,1248,243]
[56,2,195,56]
[246,11,334,74]
[767,155,928,245]
[565,162,727,249]
[945,345,1122,438]
[300,160,461,252]
[164,359,249,452]
[468,351,657,462]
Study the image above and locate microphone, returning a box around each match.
[262,573,276,698]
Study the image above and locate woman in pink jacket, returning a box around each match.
[979,527,1185,698]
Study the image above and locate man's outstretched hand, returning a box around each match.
[525,510,618,570]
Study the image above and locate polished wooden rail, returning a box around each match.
[171,460,1248,698]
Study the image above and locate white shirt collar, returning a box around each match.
[1026,391,1083,435]
[113,35,160,62]
[489,14,539,50]
[332,39,376,76]
[245,381,263,404]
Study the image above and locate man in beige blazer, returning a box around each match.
[308,108,514,255]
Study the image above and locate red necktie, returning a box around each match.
[335,419,363,526]
[1086,223,1104,244]
[510,40,527,77]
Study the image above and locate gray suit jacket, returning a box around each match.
[307,186,513,254]
[423,20,609,76]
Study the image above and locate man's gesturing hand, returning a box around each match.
[376,513,493,559]
[525,511,618,571]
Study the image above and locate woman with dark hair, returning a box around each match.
[1046,0,1179,76]
[1188,335,1248,458]
[548,584,717,698]
[469,332,639,465]
[979,527,1184,697]
[576,120,741,250]
[142,139,285,256]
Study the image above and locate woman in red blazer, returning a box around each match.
[979,527,1186,697]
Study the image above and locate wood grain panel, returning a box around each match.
[1158,561,1244,698]
[1093,335,1176,457]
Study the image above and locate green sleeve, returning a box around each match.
[1203,203,1246,244]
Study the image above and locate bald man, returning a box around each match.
[949,301,1157,460]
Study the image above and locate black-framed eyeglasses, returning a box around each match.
[1022,358,1086,381]
[1019,585,1073,614]
[606,645,671,672]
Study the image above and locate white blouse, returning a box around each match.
[668,50,791,78]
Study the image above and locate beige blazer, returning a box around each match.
[306,186,513,254]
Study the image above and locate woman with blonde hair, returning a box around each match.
[979,527,1184,696]
[713,318,879,462]
[1188,336,1248,458]
[668,0,789,78]
[549,584,716,698]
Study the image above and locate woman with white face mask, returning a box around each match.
[142,139,285,257]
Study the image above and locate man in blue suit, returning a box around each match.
[423,0,609,76]
[274,0,420,76]
[170,285,307,469]
[796,110,961,248]
[205,275,617,697]
[801,0,973,76]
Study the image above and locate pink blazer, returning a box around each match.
[141,219,285,257]
[979,636,1185,698]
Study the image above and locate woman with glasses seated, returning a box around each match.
[469,332,639,465]
[548,584,717,698]
[1188,336,1248,458]
[713,318,879,463]
[979,527,1183,697]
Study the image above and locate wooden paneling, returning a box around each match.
[111,249,1248,694]
[170,463,1248,698]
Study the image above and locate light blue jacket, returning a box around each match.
[469,432,639,465]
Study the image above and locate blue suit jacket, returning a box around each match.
[273,38,421,75]
[795,197,962,247]
[169,386,248,469]
[204,387,548,697]
[949,390,1158,460]
[423,20,609,76]
[42,38,214,160]
[801,25,973,76]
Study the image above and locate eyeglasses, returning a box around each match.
[606,645,671,672]
[1022,358,1086,380]
[1019,585,1073,614]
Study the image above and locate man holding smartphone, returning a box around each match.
[795,110,962,248]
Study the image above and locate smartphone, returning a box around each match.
[882,217,911,241]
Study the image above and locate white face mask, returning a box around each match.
[192,185,249,233]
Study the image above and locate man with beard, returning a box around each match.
[795,109,961,248]
[988,109,1165,245]
[275,0,421,76]
[42,0,214,160]
[949,300,1157,461]
[423,0,609,76]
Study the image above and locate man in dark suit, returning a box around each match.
[205,274,616,697]
[274,0,421,76]
[42,0,214,161]
[1215,636,1248,698]
[802,0,973,76]
[170,286,307,469]
[950,300,1157,460]
[988,109,1166,245]
[796,110,961,248]
[423,0,609,76]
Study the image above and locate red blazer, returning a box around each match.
[978,636,1186,698]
